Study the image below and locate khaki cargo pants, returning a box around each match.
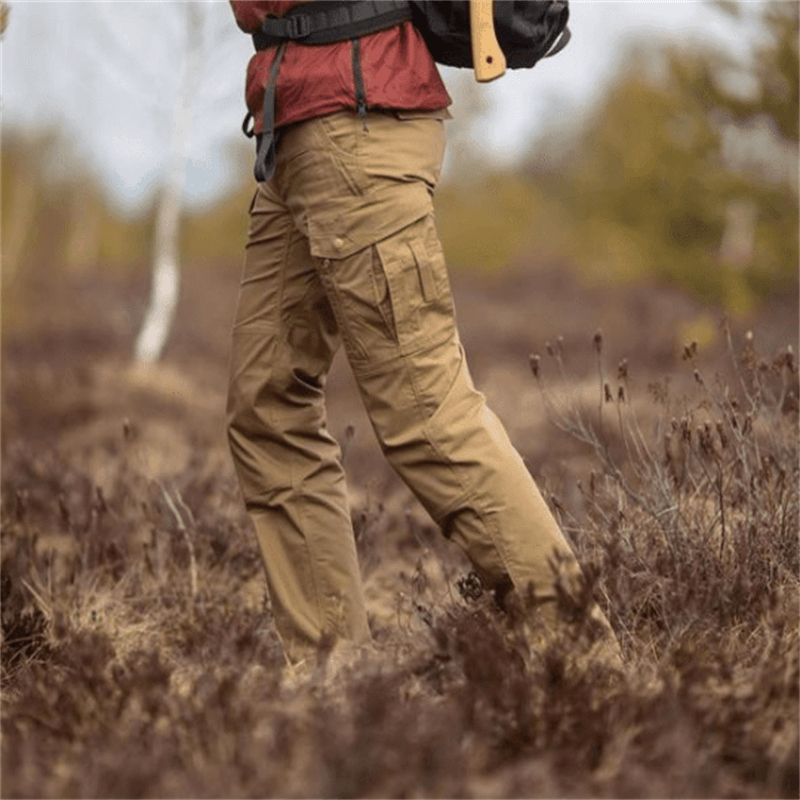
[228,110,616,666]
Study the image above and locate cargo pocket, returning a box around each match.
[373,215,455,352]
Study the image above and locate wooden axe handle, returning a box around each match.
[470,0,506,82]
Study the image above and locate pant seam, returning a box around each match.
[294,493,327,642]
[317,260,370,362]
[413,350,518,586]
[276,228,298,334]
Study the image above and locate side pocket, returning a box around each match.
[369,245,398,343]
[316,114,369,196]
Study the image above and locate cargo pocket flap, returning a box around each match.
[409,238,437,302]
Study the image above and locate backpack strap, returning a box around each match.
[539,1,571,59]
[252,42,288,183]
[252,1,412,50]
[545,26,570,58]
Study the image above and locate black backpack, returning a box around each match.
[247,0,571,180]
[410,1,571,70]
[252,1,571,70]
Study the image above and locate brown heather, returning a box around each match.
[2,261,798,799]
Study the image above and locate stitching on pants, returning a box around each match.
[317,259,370,362]
[349,325,455,378]
[276,228,298,334]
[294,493,326,643]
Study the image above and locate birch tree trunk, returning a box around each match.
[134,4,204,364]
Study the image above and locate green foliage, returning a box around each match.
[700,0,798,142]
[523,2,798,314]
[1,132,153,278]
[181,182,253,261]
[1,129,250,325]
[435,172,570,272]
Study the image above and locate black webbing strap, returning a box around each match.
[351,37,367,118]
[252,41,287,183]
[541,2,571,59]
[545,27,571,58]
[252,1,412,50]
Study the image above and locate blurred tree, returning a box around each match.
[0,1,8,38]
[1,132,46,283]
[5,3,243,361]
[440,69,494,180]
[134,3,205,365]
[703,0,798,143]
[524,0,798,314]
[434,69,563,272]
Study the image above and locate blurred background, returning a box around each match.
[1,0,798,471]
[3,0,797,324]
[3,9,798,796]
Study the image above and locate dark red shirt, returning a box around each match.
[229,1,452,133]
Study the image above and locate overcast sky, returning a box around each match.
[1,1,768,213]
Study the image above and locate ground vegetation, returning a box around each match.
[2,253,797,798]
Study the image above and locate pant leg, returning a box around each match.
[316,218,581,606]
[227,181,370,666]
[278,111,618,654]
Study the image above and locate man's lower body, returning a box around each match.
[227,110,619,667]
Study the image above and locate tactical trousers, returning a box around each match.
[227,110,615,666]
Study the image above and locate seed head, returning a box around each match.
[604,382,613,403]
[617,358,629,381]
[716,421,728,450]
[774,347,796,374]
[593,329,603,354]
[699,422,715,458]
[529,353,541,379]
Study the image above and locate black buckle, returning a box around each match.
[285,14,311,39]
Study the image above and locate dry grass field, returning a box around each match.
[2,256,798,798]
